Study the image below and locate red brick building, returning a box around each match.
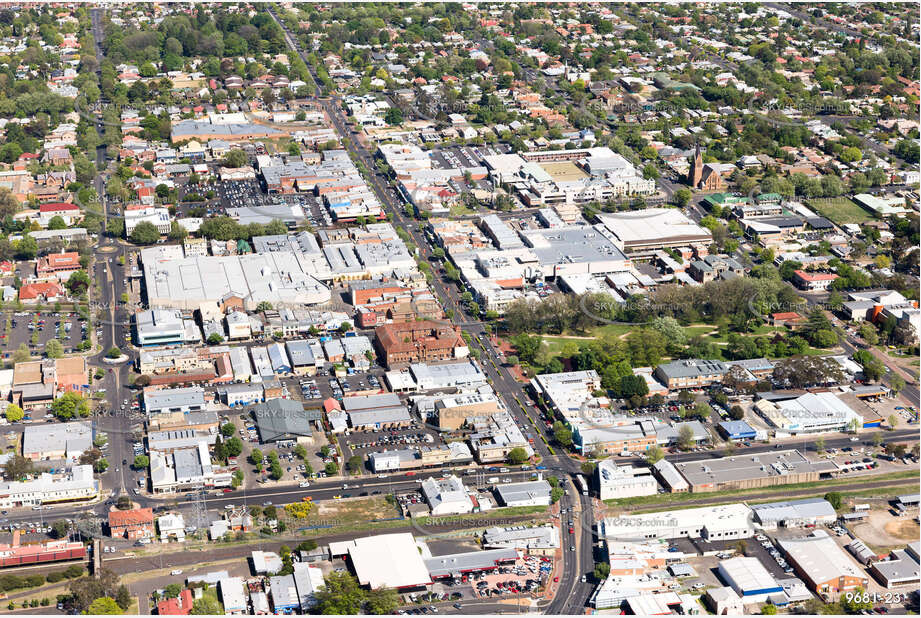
[108,507,155,540]
[374,321,467,368]
[156,589,193,615]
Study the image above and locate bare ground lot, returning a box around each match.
[852,508,920,551]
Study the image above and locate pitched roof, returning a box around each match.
[108,507,154,527]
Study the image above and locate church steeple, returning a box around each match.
[688,140,703,188]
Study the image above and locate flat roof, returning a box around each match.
[22,421,92,457]
[751,498,836,524]
[424,548,518,578]
[597,209,712,247]
[495,480,551,504]
[675,450,835,487]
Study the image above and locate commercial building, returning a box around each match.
[600,504,754,542]
[108,507,155,540]
[750,498,837,529]
[134,309,200,347]
[35,251,81,280]
[494,480,552,507]
[870,542,920,589]
[218,577,248,615]
[251,398,322,443]
[791,270,839,291]
[144,386,206,417]
[343,393,412,431]
[329,533,432,589]
[778,531,869,596]
[269,575,300,613]
[217,383,263,408]
[482,525,560,555]
[0,465,97,508]
[530,370,601,422]
[717,420,758,440]
[125,206,171,236]
[651,459,689,493]
[424,548,519,579]
[420,475,474,515]
[149,443,232,494]
[654,359,728,390]
[596,459,659,500]
[408,361,486,391]
[673,450,834,493]
[291,563,325,611]
[754,391,862,434]
[375,321,468,368]
[468,410,533,463]
[141,245,331,311]
[596,209,712,253]
[22,421,92,461]
[482,147,656,208]
[717,557,784,605]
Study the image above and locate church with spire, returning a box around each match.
[686,142,723,191]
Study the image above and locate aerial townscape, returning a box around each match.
[0,1,915,616]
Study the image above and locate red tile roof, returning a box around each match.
[108,507,154,528]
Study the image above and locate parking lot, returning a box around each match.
[469,554,551,600]
[0,311,88,358]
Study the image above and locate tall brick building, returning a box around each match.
[374,321,468,368]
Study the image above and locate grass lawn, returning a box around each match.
[449,202,478,216]
[807,197,875,225]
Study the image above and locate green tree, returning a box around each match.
[106,218,125,238]
[314,572,366,614]
[51,392,91,420]
[593,562,611,581]
[365,587,399,615]
[50,520,70,539]
[761,603,777,615]
[12,343,31,364]
[507,447,529,465]
[293,444,307,460]
[347,455,363,474]
[220,423,236,438]
[674,188,692,207]
[44,339,64,359]
[324,461,339,475]
[4,404,24,423]
[86,597,121,614]
[47,215,67,230]
[646,445,665,464]
[66,270,91,296]
[840,588,873,614]
[130,221,161,245]
[824,491,843,510]
[225,436,243,457]
[552,421,573,447]
[3,454,34,481]
[222,149,248,168]
[132,455,149,470]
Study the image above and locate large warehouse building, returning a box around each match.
[778,531,869,596]
[329,533,432,590]
[673,450,836,493]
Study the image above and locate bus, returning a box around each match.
[574,474,589,496]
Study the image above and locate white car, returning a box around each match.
[170,569,183,576]
[298,482,310,488]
